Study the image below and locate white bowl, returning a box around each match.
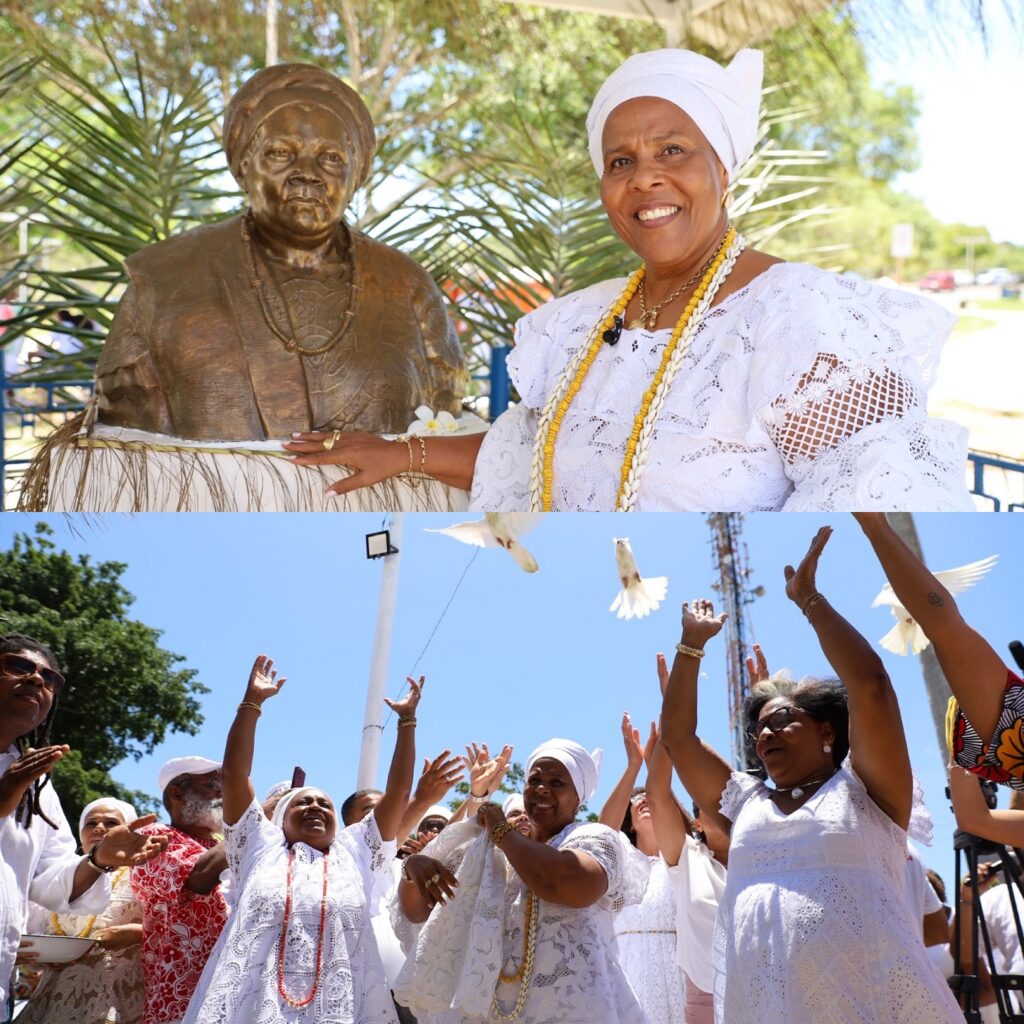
[19,934,95,963]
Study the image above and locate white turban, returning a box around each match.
[502,793,524,817]
[263,780,292,802]
[271,788,300,827]
[586,48,763,180]
[157,755,222,792]
[527,739,603,803]
[78,798,137,837]
[420,804,451,824]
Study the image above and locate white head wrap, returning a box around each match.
[263,780,292,802]
[78,798,136,837]
[420,804,451,825]
[157,755,222,792]
[586,48,764,180]
[502,793,525,817]
[527,739,603,803]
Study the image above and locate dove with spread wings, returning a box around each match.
[610,538,668,620]
[872,555,998,655]
[425,513,542,573]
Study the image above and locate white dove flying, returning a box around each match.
[426,512,542,573]
[610,538,669,620]
[872,554,998,656]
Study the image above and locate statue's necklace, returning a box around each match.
[241,212,356,358]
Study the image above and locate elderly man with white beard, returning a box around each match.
[130,757,229,1024]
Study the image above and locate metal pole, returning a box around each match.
[888,512,953,771]
[357,513,403,789]
[266,0,279,66]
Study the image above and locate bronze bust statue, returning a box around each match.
[94,63,466,441]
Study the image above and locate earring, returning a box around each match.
[720,192,729,209]
[823,744,832,754]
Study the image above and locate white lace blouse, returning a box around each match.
[392,820,649,1024]
[182,798,398,1024]
[470,263,972,511]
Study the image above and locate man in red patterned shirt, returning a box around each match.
[131,756,229,1024]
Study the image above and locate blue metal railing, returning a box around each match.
[1,360,93,510]
[966,452,1024,511]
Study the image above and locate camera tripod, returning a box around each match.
[951,827,1024,1023]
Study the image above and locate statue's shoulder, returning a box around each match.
[124,217,242,279]
[351,230,439,291]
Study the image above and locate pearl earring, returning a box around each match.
[823,744,832,754]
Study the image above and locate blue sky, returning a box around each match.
[3,511,1022,884]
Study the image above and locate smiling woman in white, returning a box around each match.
[182,657,422,1024]
[659,531,965,1024]
[289,46,970,511]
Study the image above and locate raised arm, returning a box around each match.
[854,512,1007,744]
[372,676,423,843]
[645,655,690,867]
[786,526,911,829]
[598,713,647,829]
[658,600,734,840]
[222,655,286,826]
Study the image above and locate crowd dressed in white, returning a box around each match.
[5,514,1023,1024]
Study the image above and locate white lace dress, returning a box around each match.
[713,762,964,1023]
[182,799,398,1024]
[392,820,649,1024]
[470,263,971,511]
[613,853,685,1024]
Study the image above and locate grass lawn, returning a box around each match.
[953,315,997,334]
[974,297,1024,312]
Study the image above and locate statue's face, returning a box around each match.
[241,103,356,242]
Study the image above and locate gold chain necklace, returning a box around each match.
[492,890,539,1021]
[51,867,128,937]
[630,234,726,331]
[241,213,356,358]
[529,226,742,512]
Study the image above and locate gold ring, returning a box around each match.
[322,436,335,450]
[429,873,441,886]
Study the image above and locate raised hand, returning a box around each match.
[784,526,832,607]
[414,750,465,805]
[681,598,728,646]
[621,712,645,772]
[0,744,70,817]
[385,676,424,718]
[642,720,659,764]
[244,655,287,705]
[465,742,514,799]
[92,815,169,869]
[745,644,769,685]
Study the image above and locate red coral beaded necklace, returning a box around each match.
[277,848,330,1009]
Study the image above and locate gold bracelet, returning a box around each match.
[394,436,414,474]
[237,701,262,716]
[492,821,515,847]
[398,716,417,729]
[801,592,825,616]
[416,435,427,473]
[675,642,705,660]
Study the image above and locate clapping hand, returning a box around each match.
[464,742,514,800]
[0,744,71,818]
[385,676,424,718]
[244,655,287,705]
[784,526,832,607]
[414,750,465,805]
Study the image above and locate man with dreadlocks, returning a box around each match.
[0,633,168,1019]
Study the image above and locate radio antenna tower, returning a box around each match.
[707,513,764,769]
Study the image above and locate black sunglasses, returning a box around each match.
[0,653,65,693]
[747,705,803,744]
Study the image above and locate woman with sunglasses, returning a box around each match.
[0,634,167,1022]
[658,530,963,1024]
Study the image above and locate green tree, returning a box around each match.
[0,522,207,826]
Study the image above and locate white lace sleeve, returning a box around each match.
[750,268,972,511]
[469,401,536,511]
[718,771,765,822]
[224,797,282,884]
[337,811,397,891]
[558,822,648,912]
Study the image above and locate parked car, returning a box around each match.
[952,269,975,287]
[916,270,955,292]
[976,267,1018,286]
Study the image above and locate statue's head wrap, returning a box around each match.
[527,739,603,803]
[223,63,376,190]
[586,48,763,181]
